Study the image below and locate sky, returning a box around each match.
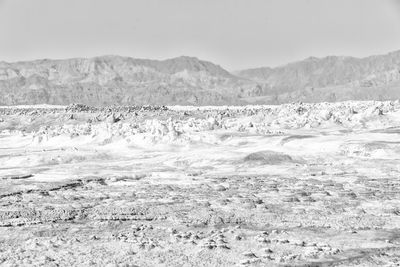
[0,0,400,70]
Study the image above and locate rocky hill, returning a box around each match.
[1,50,400,106]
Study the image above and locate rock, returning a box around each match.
[243,251,257,258]
[215,185,227,191]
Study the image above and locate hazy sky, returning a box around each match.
[0,0,400,70]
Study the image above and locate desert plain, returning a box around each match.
[0,101,400,266]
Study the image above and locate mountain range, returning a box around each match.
[1,50,400,106]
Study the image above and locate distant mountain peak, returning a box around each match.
[174,55,200,60]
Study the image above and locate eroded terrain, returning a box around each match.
[1,101,400,266]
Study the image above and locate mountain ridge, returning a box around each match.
[238,49,400,72]
[0,50,400,106]
[0,55,261,106]
[236,50,400,103]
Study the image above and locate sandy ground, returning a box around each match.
[1,101,400,266]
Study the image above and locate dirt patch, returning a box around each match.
[244,150,294,164]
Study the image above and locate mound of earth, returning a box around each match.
[244,150,294,164]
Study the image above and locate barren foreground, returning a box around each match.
[1,101,400,266]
